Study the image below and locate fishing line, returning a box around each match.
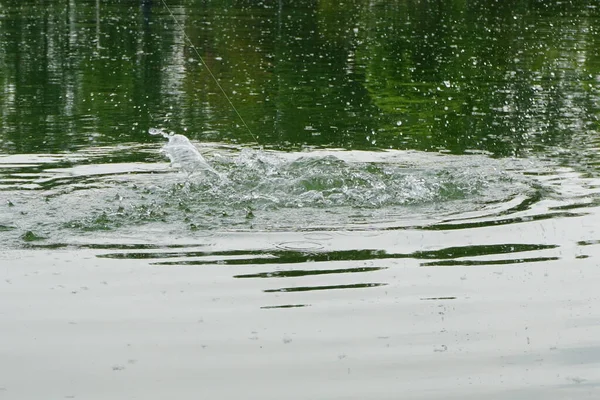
[158,0,259,144]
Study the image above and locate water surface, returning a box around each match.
[1,1,600,399]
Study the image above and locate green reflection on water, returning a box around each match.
[0,0,598,156]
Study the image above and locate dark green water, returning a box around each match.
[1,0,599,155]
[1,1,600,399]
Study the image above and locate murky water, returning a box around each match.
[1,1,600,399]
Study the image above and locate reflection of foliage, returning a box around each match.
[0,0,598,157]
[360,0,600,155]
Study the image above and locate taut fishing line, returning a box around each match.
[158,0,259,144]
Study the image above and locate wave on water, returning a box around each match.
[146,128,532,209]
[55,129,545,234]
[0,129,555,241]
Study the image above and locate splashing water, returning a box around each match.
[150,128,217,175]
[139,130,539,231]
[148,129,534,208]
[0,132,550,241]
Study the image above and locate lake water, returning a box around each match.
[1,0,600,398]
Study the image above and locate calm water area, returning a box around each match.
[1,0,600,398]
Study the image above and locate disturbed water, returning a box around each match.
[2,127,598,245]
[2,132,588,243]
[1,0,600,399]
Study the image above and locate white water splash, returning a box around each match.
[146,130,540,215]
[150,128,217,176]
